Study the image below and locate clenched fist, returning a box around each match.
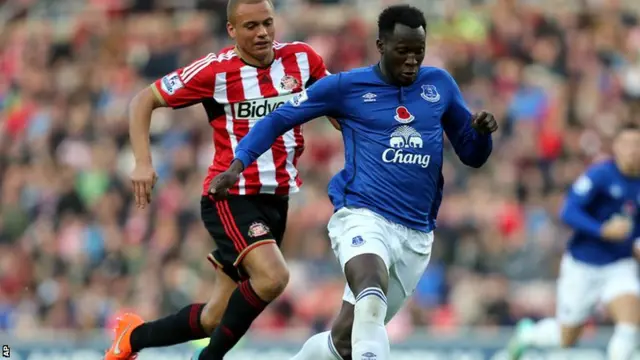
[601,215,633,242]
[471,111,499,135]
[208,160,244,199]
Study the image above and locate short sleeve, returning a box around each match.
[151,54,218,108]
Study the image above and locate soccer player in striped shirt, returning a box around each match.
[104,1,334,359]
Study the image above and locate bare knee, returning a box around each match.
[242,243,290,300]
[344,254,388,296]
[251,264,289,299]
[608,294,640,325]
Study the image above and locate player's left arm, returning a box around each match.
[305,45,341,131]
[441,72,498,168]
[233,73,342,171]
[559,168,607,237]
[634,237,640,261]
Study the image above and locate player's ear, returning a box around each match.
[227,22,236,39]
[376,39,384,55]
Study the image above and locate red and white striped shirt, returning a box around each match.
[151,41,329,196]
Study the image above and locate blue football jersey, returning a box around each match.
[560,160,640,265]
[234,65,493,232]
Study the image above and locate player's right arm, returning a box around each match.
[559,166,632,241]
[129,54,217,208]
[210,74,342,196]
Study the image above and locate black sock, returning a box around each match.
[198,281,269,360]
[130,303,208,352]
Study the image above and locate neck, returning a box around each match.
[377,60,404,86]
[235,45,274,67]
[377,61,393,84]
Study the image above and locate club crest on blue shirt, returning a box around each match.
[421,84,440,103]
[394,106,415,124]
[351,235,365,247]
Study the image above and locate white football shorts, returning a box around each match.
[556,253,640,326]
[327,207,433,323]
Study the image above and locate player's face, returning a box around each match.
[378,24,426,86]
[228,1,275,62]
[613,129,640,176]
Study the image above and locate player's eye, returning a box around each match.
[245,23,256,30]
[263,20,273,27]
[396,48,408,55]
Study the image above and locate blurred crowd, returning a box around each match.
[1,0,640,341]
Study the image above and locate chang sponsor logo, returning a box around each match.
[382,107,430,168]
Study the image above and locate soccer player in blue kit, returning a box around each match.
[210,5,498,360]
[509,124,640,360]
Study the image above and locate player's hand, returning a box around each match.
[208,160,244,199]
[130,162,158,209]
[471,111,499,135]
[601,215,633,242]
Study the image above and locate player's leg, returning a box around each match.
[602,260,640,360]
[104,198,240,360]
[289,236,433,360]
[198,195,290,359]
[335,228,432,360]
[344,252,390,360]
[328,208,397,360]
[289,302,354,360]
[289,209,432,360]
[128,266,236,351]
[508,255,598,360]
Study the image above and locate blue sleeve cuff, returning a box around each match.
[462,131,492,167]
[475,131,492,147]
[233,151,252,170]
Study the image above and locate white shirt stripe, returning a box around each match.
[182,54,216,83]
[214,72,246,194]
[240,66,278,192]
[295,52,311,86]
[270,57,300,192]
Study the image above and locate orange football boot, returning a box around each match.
[104,313,144,360]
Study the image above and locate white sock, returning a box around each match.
[290,331,342,360]
[521,318,561,347]
[607,323,637,360]
[352,287,390,360]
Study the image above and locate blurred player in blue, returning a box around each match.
[509,123,640,360]
[209,5,498,360]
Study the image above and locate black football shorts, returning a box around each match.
[200,194,288,282]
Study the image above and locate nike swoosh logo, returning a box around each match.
[113,324,132,355]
